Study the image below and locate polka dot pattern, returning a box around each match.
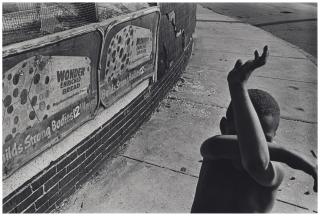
[104,25,134,89]
[3,56,52,144]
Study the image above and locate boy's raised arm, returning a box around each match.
[227,46,283,187]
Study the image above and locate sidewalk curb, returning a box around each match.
[199,4,317,66]
[250,24,317,66]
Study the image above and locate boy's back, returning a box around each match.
[191,46,317,213]
[192,46,283,213]
[191,159,278,213]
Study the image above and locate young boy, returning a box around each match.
[191,46,317,213]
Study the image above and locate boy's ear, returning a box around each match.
[220,117,228,134]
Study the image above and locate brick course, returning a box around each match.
[35,184,59,209]
[31,167,57,191]
[11,186,43,213]
[57,152,77,172]
[44,168,66,192]
[3,186,32,212]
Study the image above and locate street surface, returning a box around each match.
[201,3,317,58]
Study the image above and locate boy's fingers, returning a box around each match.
[234,59,242,69]
[262,45,269,58]
[254,50,259,60]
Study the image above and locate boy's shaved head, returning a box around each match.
[226,89,280,132]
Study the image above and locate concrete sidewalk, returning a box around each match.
[57,5,317,213]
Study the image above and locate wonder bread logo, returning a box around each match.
[57,67,86,95]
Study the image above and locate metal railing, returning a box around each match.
[3,3,150,46]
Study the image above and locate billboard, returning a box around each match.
[99,8,160,107]
[3,29,102,178]
[2,7,160,178]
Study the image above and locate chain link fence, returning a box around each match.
[3,3,151,46]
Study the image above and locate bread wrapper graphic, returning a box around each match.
[102,25,153,97]
[3,55,91,176]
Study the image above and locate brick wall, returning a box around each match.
[2,35,194,213]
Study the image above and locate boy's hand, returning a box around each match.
[227,45,269,85]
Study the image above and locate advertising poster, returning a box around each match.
[3,31,101,178]
[99,9,160,107]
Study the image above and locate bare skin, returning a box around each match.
[191,46,317,213]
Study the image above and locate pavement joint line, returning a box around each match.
[255,75,317,85]
[275,198,312,211]
[119,154,199,179]
[185,66,316,85]
[200,5,317,26]
[255,18,317,27]
[186,66,317,85]
[280,116,317,124]
[192,48,310,61]
[196,18,318,27]
[170,97,226,110]
[195,31,311,46]
[196,19,243,23]
[195,35,291,44]
[169,97,317,124]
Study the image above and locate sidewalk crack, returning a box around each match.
[196,19,243,23]
[255,75,317,84]
[280,116,317,124]
[171,97,317,124]
[193,48,310,61]
[276,199,315,212]
[172,97,226,110]
[119,154,199,179]
[255,18,317,27]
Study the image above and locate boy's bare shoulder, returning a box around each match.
[201,135,284,187]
